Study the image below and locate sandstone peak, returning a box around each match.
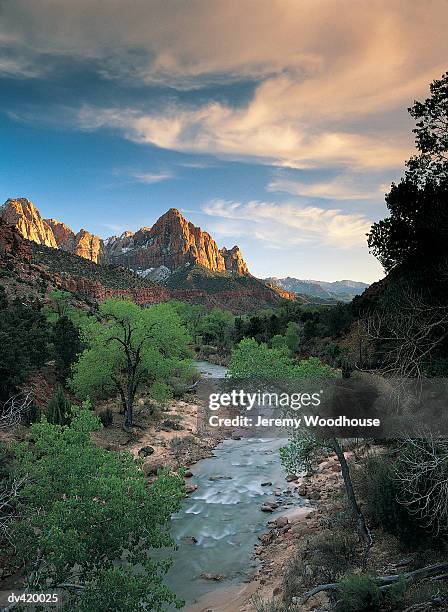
[1,198,57,248]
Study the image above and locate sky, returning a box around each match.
[1,1,447,283]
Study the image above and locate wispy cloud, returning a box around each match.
[130,170,175,184]
[267,175,384,201]
[202,199,373,249]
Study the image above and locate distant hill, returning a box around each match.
[266,277,369,302]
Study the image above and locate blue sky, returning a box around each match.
[1,1,447,282]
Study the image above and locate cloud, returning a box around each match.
[267,175,384,200]
[130,170,175,184]
[202,199,373,249]
[78,102,412,170]
[2,1,448,170]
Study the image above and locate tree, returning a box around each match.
[285,321,302,354]
[406,71,448,185]
[11,408,185,610]
[367,177,448,272]
[53,315,83,381]
[198,307,234,351]
[0,297,50,402]
[70,300,191,428]
[368,71,448,272]
[47,385,72,425]
[228,338,295,379]
[47,289,73,320]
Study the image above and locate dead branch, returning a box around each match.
[0,392,33,429]
[298,562,448,605]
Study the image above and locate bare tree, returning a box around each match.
[0,392,33,429]
[362,288,448,378]
[0,476,26,545]
[395,432,448,535]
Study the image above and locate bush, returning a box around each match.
[337,574,381,612]
[282,530,358,604]
[98,408,113,428]
[47,385,72,425]
[354,454,427,547]
[22,401,41,426]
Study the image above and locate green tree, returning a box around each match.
[47,385,73,425]
[198,307,235,351]
[0,296,50,401]
[53,315,83,381]
[70,300,191,427]
[11,408,185,610]
[228,338,295,379]
[285,321,302,354]
[270,334,287,349]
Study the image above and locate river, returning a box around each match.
[164,361,307,608]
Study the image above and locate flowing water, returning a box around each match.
[164,361,307,608]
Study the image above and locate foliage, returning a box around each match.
[353,453,427,547]
[406,70,448,184]
[368,71,448,272]
[337,574,381,612]
[0,290,50,401]
[280,431,323,475]
[70,299,192,426]
[53,315,83,381]
[47,385,73,426]
[281,530,358,605]
[285,321,302,354]
[367,177,448,272]
[228,338,296,379]
[197,307,235,351]
[11,408,185,610]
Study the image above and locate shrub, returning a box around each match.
[282,530,358,604]
[11,408,185,610]
[98,408,113,428]
[337,574,381,612]
[22,401,41,426]
[47,385,72,425]
[280,431,323,476]
[353,454,427,547]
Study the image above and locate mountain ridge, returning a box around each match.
[266,276,369,302]
[0,199,249,276]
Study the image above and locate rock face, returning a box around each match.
[2,199,250,274]
[44,220,105,264]
[73,229,104,264]
[0,218,32,261]
[0,199,57,248]
[105,208,250,275]
[45,218,76,252]
[220,246,249,275]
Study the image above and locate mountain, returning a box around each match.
[0,199,249,276]
[266,276,369,302]
[0,199,105,263]
[0,219,290,314]
[0,198,57,248]
[106,208,249,276]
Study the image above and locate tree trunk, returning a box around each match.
[330,437,372,550]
